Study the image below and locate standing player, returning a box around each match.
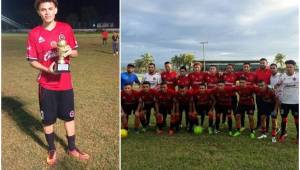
[141,63,161,89]
[161,62,177,90]
[255,81,278,142]
[26,0,89,165]
[101,30,109,46]
[277,60,299,143]
[176,66,190,89]
[155,82,176,134]
[112,31,119,56]
[211,80,235,135]
[205,65,220,89]
[121,64,140,90]
[189,62,207,90]
[233,77,256,138]
[121,83,140,133]
[137,81,157,129]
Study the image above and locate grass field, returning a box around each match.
[2,33,119,169]
[121,96,299,170]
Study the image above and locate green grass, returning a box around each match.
[122,109,298,170]
[2,33,119,169]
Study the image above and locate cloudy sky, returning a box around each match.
[121,0,298,67]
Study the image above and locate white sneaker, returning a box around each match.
[214,129,220,134]
[272,137,277,143]
[257,134,267,139]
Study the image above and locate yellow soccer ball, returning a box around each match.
[121,129,128,139]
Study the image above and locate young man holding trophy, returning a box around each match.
[26,0,89,165]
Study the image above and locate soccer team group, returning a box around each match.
[121,58,299,143]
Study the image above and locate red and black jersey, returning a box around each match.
[188,72,207,90]
[176,75,190,88]
[235,85,255,105]
[161,71,177,90]
[222,72,237,87]
[139,89,156,105]
[155,89,175,107]
[211,87,235,106]
[192,89,213,105]
[121,90,140,105]
[237,71,257,85]
[255,68,272,85]
[255,87,276,103]
[175,90,193,106]
[205,73,220,89]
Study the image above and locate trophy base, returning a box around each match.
[56,63,70,72]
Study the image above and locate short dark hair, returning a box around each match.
[209,65,217,68]
[259,58,267,62]
[270,63,277,67]
[218,80,225,84]
[239,76,247,81]
[164,61,171,65]
[35,0,58,10]
[124,82,132,87]
[199,83,206,87]
[180,66,187,71]
[285,60,296,66]
[258,80,265,84]
[148,63,155,67]
[142,81,151,86]
[178,85,186,89]
[243,62,251,66]
[193,62,201,66]
[227,64,234,67]
[160,81,167,86]
[127,63,135,68]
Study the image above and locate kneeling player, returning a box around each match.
[121,83,140,133]
[155,82,176,135]
[233,77,256,138]
[255,80,278,141]
[211,80,235,135]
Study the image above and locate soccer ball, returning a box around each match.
[193,126,203,135]
[121,129,128,139]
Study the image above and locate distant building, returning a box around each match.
[97,22,114,28]
[193,59,260,71]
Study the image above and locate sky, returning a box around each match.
[121,0,299,67]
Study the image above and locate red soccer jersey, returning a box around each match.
[205,73,220,89]
[139,89,156,105]
[237,71,257,85]
[256,68,272,85]
[255,87,276,103]
[212,87,235,106]
[155,89,175,107]
[175,90,193,106]
[235,86,255,105]
[176,75,190,88]
[161,71,177,90]
[26,22,78,91]
[223,72,237,87]
[121,90,140,105]
[102,31,109,39]
[192,89,213,105]
[188,72,207,90]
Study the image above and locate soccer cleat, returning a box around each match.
[250,133,255,139]
[68,148,90,160]
[278,135,286,143]
[272,137,277,143]
[141,128,147,133]
[46,150,57,165]
[240,127,246,132]
[257,134,267,139]
[233,131,241,137]
[229,131,233,136]
[156,129,163,135]
[208,127,213,135]
[168,129,174,136]
[214,129,220,134]
[276,128,281,135]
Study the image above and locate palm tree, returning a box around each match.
[171,55,180,70]
[134,53,154,73]
[180,53,195,71]
[274,53,286,68]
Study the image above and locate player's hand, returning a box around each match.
[47,62,57,74]
[63,45,72,58]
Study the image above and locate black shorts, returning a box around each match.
[195,104,211,116]
[142,103,155,111]
[122,103,138,115]
[257,101,275,116]
[39,87,75,125]
[179,104,189,114]
[215,105,232,115]
[280,103,299,116]
[158,104,172,115]
[236,104,255,115]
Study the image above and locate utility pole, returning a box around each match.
[200,41,208,71]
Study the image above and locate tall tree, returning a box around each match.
[134,53,154,73]
[274,53,286,68]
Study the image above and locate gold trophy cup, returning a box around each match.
[56,39,70,72]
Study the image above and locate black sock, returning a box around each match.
[281,117,287,136]
[222,113,226,124]
[209,118,213,127]
[201,115,205,126]
[241,113,245,127]
[67,135,76,151]
[45,133,55,151]
[228,118,232,131]
[216,117,220,130]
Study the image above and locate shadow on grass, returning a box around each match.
[2,96,68,151]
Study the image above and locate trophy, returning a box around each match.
[56,39,70,72]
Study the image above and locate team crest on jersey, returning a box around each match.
[38,36,45,43]
[59,33,66,40]
[69,110,75,117]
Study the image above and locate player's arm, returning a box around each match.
[29,60,56,74]
[154,97,160,115]
[135,97,142,113]
[210,94,216,108]
[172,98,177,114]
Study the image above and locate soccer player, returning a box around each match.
[277,60,299,143]
[161,62,177,90]
[137,81,157,129]
[205,65,220,89]
[101,30,109,46]
[121,83,140,133]
[176,66,190,88]
[189,62,207,90]
[155,82,176,135]
[192,83,214,134]
[141,63,161,89]
[255,81,278,142]
[233,77,256,138]
[174,85,193,131]
[26,0,89,165]
[121,63,140,90]
[211,80,235,135]
[112,31,119,56]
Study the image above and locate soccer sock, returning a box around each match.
[227,115,232,131]
[271,128,276,137]
[146,111,151,126]
[208,115,213,127]
[201,115,205,126]
[250,129,254,133]
[45,133,56,151]
[67,135,76,151]
[281,116,288,136]
[266,116,270,132]
[221,113,226,124]
[241,113,245,127]
[215,115,220,130]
